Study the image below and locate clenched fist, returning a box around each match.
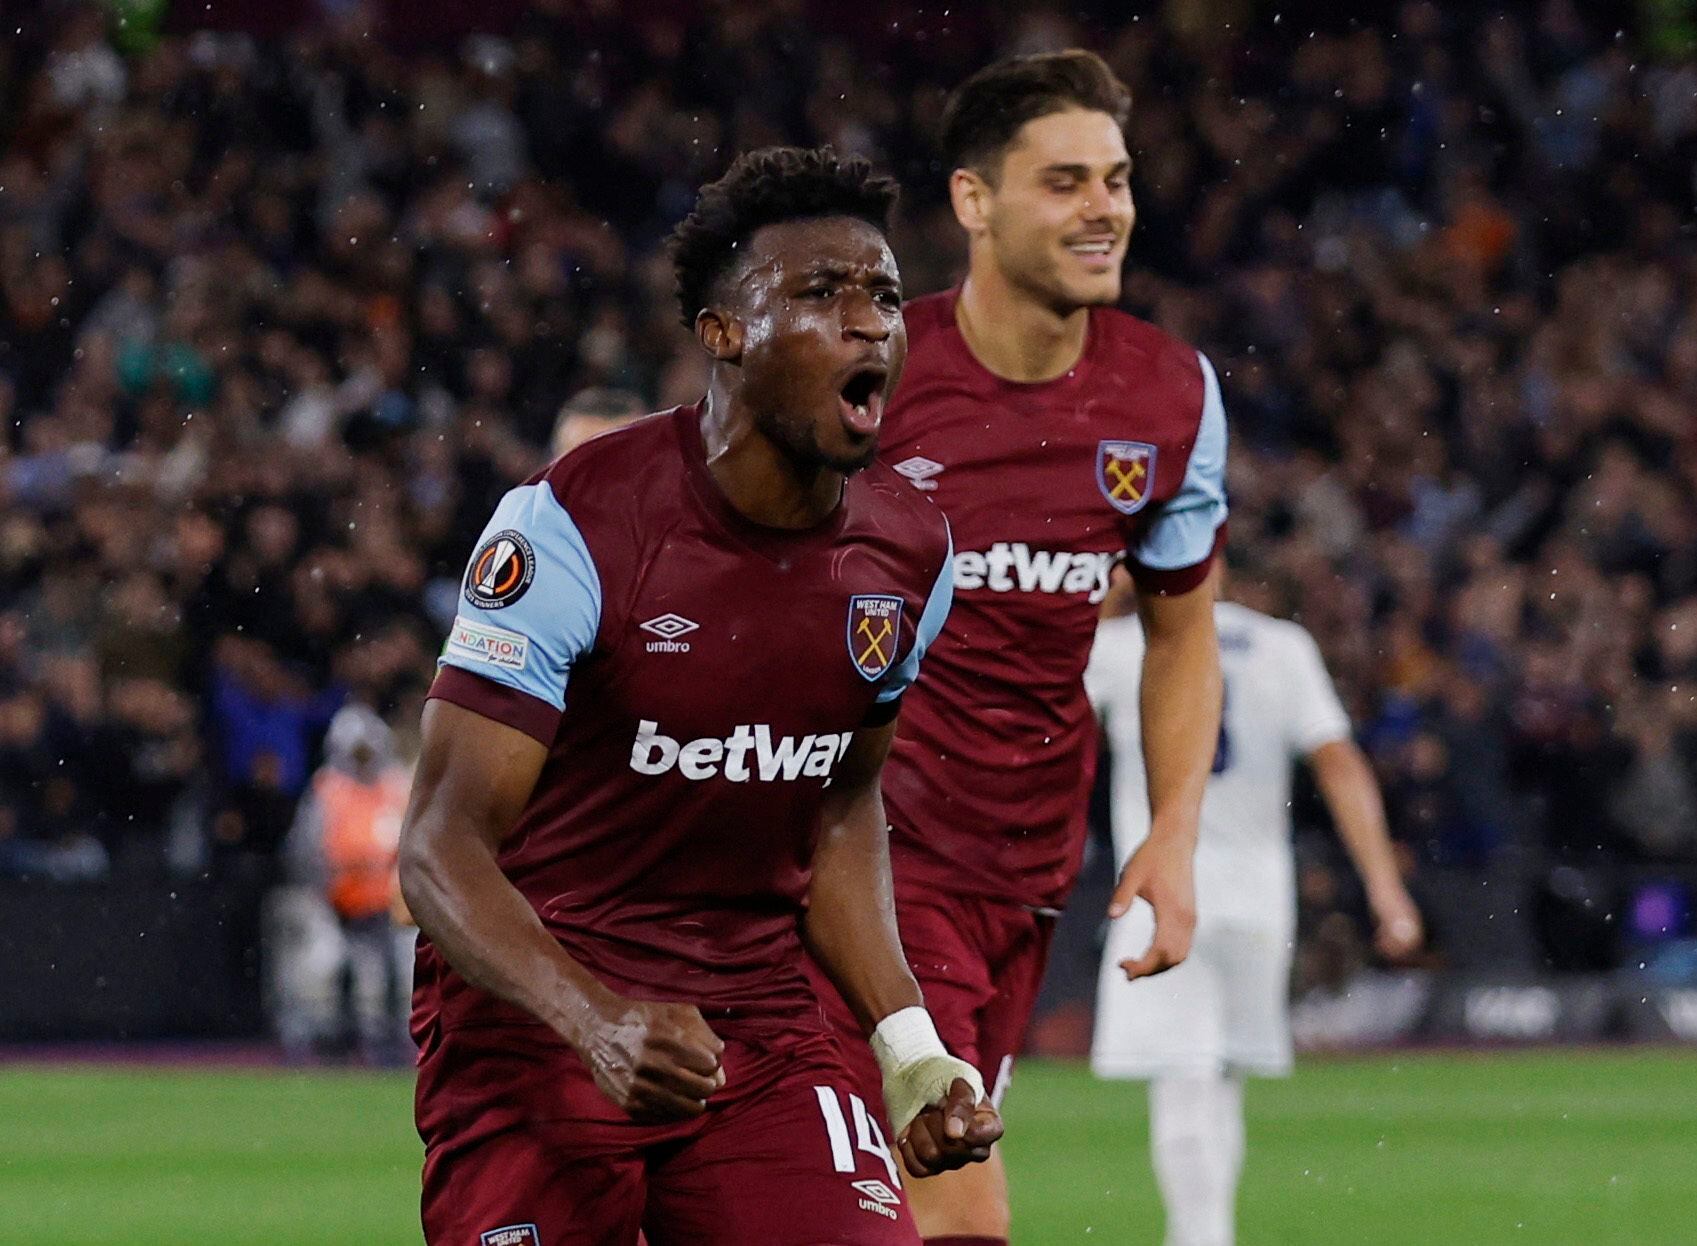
[900,1076,1003,1178]
[576,998,727,1122]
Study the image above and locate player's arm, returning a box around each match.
[398,701,584,1026]
[1108,567,1220,979]
[804,719,922,1031]
[399,700,725,1121]
[804,523,996,1175]
[402,480,724,1122]
[1109,351,1230,979]
[1285,627,1423,961]
[803,717,1002,1177]
[1308,739,1423,960]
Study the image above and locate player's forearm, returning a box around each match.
[1309,739,1404,897]
[803,787,924,1033]
[399,824,615,1043]
[1137,590,1221,848]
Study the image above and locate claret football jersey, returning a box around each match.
[877,290,1228,910]
[413,403,954,1039]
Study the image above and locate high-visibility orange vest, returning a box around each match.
[316,768,410,920]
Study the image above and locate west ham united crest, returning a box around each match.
[464,529,535,610]
[1097,440,1157,515]
[847,594,904,681]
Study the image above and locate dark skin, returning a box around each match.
[696,215,905,526]
[398,212,1000,1171]
[399,703,725,1122]
[806,719,1003,1174]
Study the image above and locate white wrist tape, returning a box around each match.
[870,1007,986,1137]
[870,1006,949,1073]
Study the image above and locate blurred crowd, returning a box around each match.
[2,1,1695,968]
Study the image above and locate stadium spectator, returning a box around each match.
[207,636,346,874]
[0,1,1693,985]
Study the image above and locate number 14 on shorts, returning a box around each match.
[813,1084,904,1217]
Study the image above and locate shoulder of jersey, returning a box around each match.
[1091,306,1207,402]
[859,456,953,564]
[1214,599,1262,626]
[535,408,679,504]
[1267,612,1322,650]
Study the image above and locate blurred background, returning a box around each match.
[2,0,1696,1241]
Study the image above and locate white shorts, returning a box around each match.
[1091,900,1294,1079]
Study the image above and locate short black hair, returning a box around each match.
[670,146,899,329]
[941,49,1132,179]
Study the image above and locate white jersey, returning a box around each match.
[1084,601,1352,931]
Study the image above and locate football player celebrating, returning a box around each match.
[817,51,1228,1245]
[400,147,999,1246]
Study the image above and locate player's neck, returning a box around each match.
[956,265,1089,383]
[698,385,843,530]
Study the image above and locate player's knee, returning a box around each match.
[905,1167,1011,1238]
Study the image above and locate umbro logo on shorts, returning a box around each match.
[852,1178,901,1220]
[639,612,698,653]
[852,1178,900,1205]
[480,1225,539,1246]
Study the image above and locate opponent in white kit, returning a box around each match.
[1085,586,1423,1246]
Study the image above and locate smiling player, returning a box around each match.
[400,147,999,1246]
[814,52,1229,1244]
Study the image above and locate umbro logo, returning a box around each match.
[640,613,698,653]
[851,1179,900,1206]
[891,456,944,491]
[640,613,698,639]
[852,1178,901,1220]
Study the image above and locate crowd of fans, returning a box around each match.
[2,1,1695,969]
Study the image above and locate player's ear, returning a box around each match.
[695,306,744,364]
[949,167,993,235]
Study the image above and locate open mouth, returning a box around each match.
[837,366,887,438]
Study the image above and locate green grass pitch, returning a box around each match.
[2,1050,1692,1244]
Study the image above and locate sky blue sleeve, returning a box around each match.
[1132,351,1229,570]
[876,526,954,704]
[438,481,602,710]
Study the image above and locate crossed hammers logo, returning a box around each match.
[856,615,893,670]
[1105,455,1147,502]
